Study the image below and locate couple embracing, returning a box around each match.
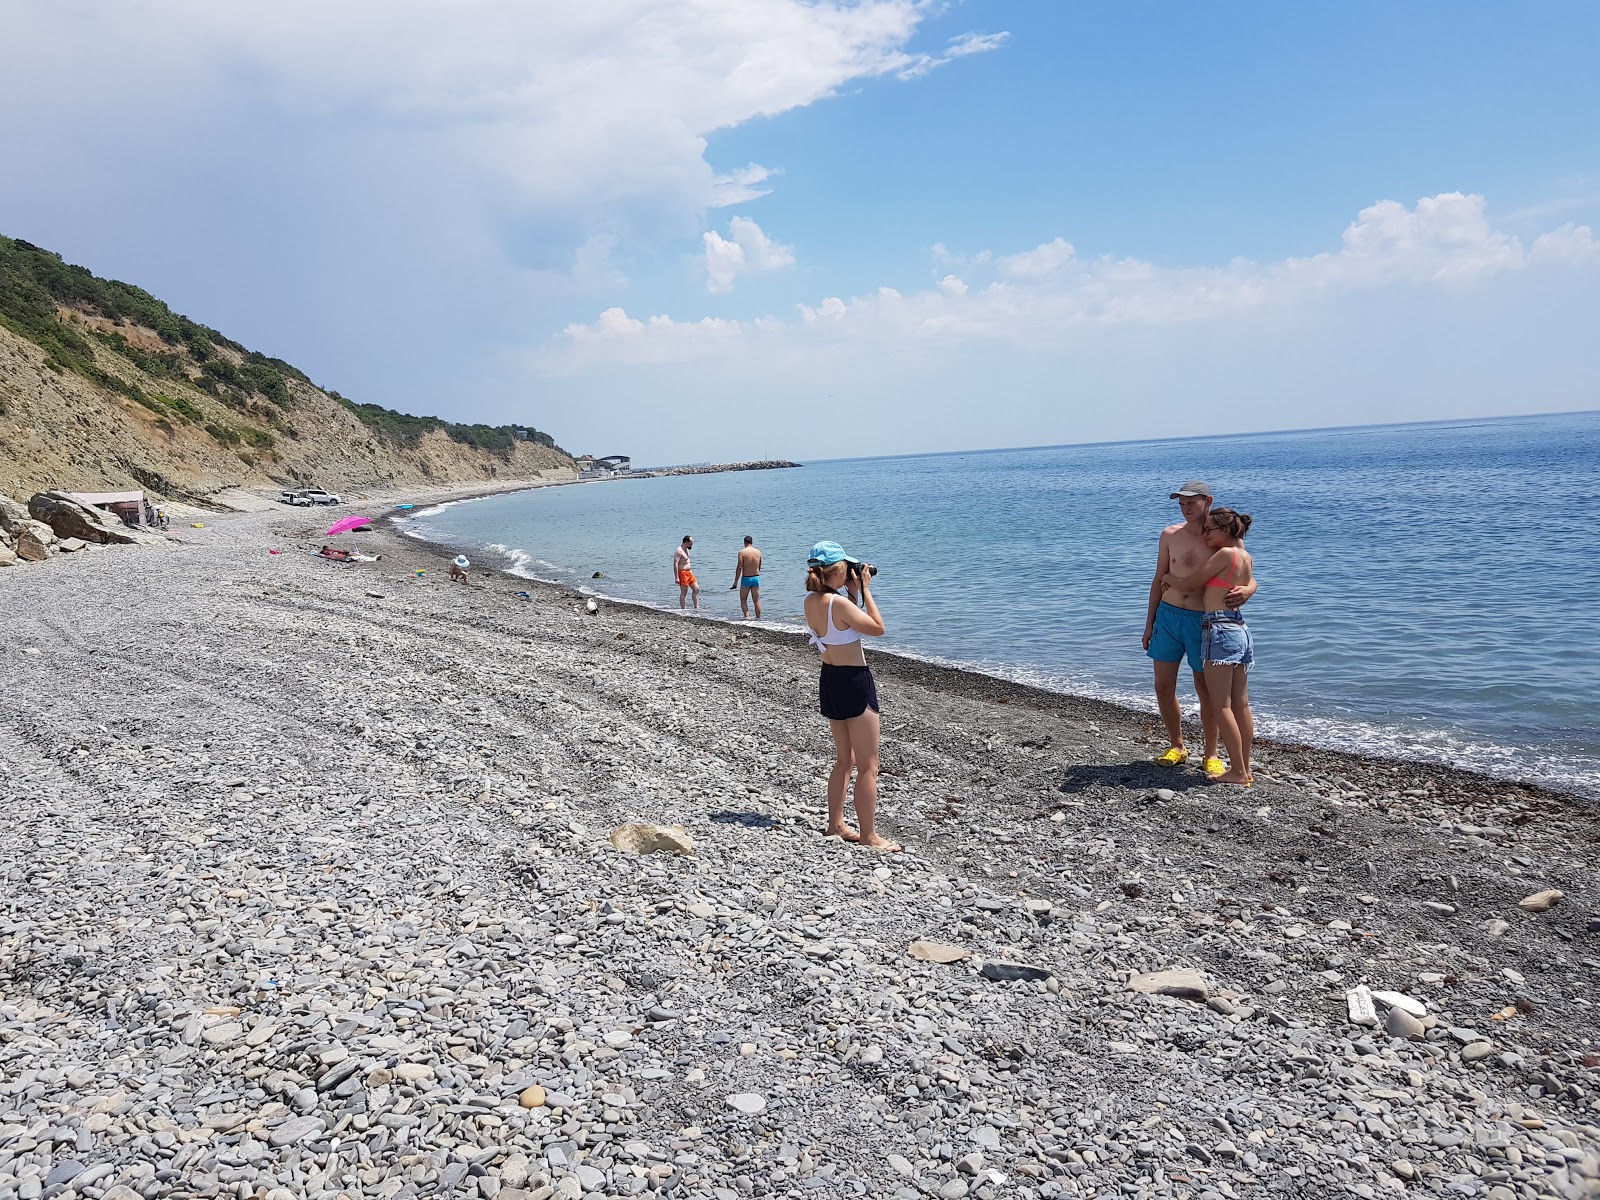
[1143,480,1257,786]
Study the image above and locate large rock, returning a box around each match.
[27,491,163,545]
[1518,889,1564,913]
[608,823,694,855]
[0,495,31,535]
[15,525,51,562]
[1129,969,1209,1001]
[0,544,15,567]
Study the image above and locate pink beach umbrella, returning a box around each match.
[326,515,372,537]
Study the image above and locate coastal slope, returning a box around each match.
[0,236,574,504]
[0,505,1595,1198]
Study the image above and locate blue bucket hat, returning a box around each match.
[806,540,859,567]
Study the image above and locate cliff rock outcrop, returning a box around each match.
[0,236,574,505]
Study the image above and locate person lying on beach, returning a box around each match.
[1162,507,1256,786]
[804,541,899,852]
[317,545,353,561]
[349,552,381,563]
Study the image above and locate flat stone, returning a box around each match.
[1421,901,1457,915]
[245,1022,279,1047]
[939,1181,970,1200]
[1391,1161,1417,1181]
[727,1093,766,1115]
[888,1154,914,1176]
[1462,1041,1495,1062]
[394,1063,434,1082]
[574,1164,606,1191]
[1128,970,1208,1002]
[45,1162,86,1188]
[1346,985,1377,1027]
[979,959,1052,982]
[608,822,694,855]
[687,903,717,919]
[1519,889,1564,912]
[269,1115,325,1147]
[1372,990,1426,1017]
[908,940,971,964]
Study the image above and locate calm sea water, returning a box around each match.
[400,412,1600,798]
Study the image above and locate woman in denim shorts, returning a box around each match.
[1164,508,1256,785]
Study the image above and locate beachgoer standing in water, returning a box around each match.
[1143,481,1256,775]
[804,541,900,852]
[1163,508,1256,784]
[673,535,699,610]
[731,535,763,620]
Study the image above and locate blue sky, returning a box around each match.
[3,2,1595,463]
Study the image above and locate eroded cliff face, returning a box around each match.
[0,322,573,504]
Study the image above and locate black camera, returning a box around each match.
[847,561,879,579]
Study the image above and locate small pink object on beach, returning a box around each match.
[326,516,372,537]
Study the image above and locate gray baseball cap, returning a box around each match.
[1169,480,1212,498]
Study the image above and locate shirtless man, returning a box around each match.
[673,535,699,610]
[730,535,763,619]
[1143,481,1257,775]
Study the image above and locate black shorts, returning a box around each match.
[819,664,879,721]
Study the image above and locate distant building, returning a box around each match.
[596,455,631,472]
[575,455,597,470]
[69,489,155,526]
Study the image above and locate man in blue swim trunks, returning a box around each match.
[1143,480,1256,776]
[731,535,763,620]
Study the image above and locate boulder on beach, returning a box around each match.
[608,822,694,856]
[14,522,53,562]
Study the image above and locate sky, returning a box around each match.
[3,1,1597,464]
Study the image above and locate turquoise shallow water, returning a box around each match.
[400,412,1600,798]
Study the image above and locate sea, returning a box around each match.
[398,411,1600,800]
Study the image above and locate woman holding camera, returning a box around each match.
[804,541,900,852]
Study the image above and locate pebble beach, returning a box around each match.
[2,491,1597,1200]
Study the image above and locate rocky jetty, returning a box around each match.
[1,503,1596,1199]
[638,460,801,478]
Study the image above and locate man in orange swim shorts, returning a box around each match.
[673,534,700,610]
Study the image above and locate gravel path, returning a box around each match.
[2,498,1596,1200]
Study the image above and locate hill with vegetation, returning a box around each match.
[0,236,573,503]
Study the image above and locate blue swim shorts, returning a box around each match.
[1147,601,1205,673]
[1202,610,1254,670]
[740,575,761,588]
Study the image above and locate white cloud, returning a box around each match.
[998,237,1076,279]
[703,217,796,292]
[897,30,1011,79]
[1531,223,1600,263]
[561,306,745,364]
[555,193,1600,365]
[3,1,1003,270]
